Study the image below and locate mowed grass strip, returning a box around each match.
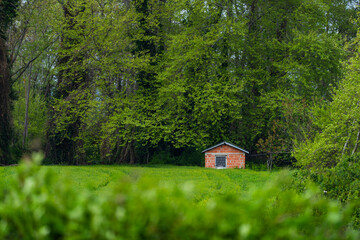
[0,165,277,202]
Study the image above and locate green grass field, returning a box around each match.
[0,165,277,203]
[1,163,358,239]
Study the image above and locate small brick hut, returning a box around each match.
[202,142,249,169]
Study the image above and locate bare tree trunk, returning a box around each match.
[22,70,36,148]
[352,128,360,156]
[119,142,129,164]
[267,153,273,171]
[342,120,356,157]
[146,146,149,164]
[0,38,12,164]
[129,140,135,164]
[342,133,351,158]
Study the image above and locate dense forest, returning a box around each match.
[1,0,360,166]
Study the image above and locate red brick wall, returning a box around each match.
[204,144,245,169]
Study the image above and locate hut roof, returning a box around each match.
[202,141,249,154]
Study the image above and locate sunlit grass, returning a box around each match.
[0,165,278,202]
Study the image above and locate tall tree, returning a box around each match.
[236,0,347,154]
[153,0,244,149]
[96,0,168,164]
[6,0,59,155]
[0,0,19,164]
[48,0,90,164]
[294,34,360,169]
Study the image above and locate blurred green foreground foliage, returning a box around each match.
[0,153,358,240]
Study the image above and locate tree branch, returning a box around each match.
[11,37,58,81]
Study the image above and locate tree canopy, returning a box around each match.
[1,0,359,165]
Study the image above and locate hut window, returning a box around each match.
[215,156,226,168]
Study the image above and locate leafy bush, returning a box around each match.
[317,154,360,228]
[292,153,360,228]
[246,162,268,171]
[150,150,175,165]
[319,154,360,203]
[245,162,281,171]
[150,148,203,166]
[0,153,358,239]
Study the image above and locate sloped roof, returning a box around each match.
[202,141,249,154]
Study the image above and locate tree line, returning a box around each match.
[0,0,359,166]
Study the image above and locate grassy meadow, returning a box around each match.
[0,165,276,203]
[1,160,359,239]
